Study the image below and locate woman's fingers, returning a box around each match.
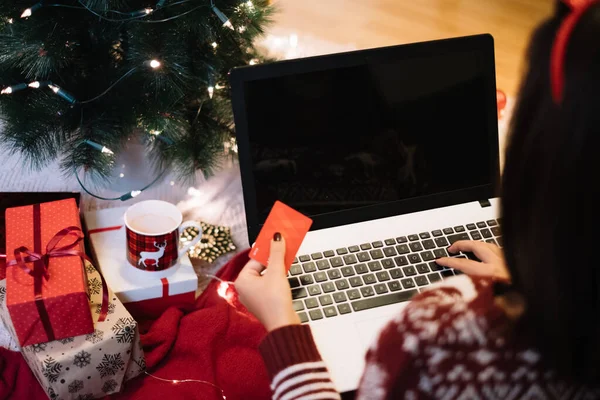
[448,240,497,261]
[435,256,490,275]
[240,259,265,277]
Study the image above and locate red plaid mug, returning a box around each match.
[124,200,202,272]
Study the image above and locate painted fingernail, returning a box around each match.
[273,232,282,241]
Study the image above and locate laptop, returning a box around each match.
[230,34,501,393]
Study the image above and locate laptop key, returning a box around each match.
[394,256,408,266]
[467,223,477,230]
[299,255,311,262]
[311,252,323,260]
[370,249,384,259]
[420,251,435,261]
[300,275,314,285]
[360,243,372,250]
[335,279,349,290]
[415,276,429,286]
[309,309,324,321]
[337,303,352,314]
[432,230,443,237]
[323,250,335,258]
[401,278,416,289]
[327,269,342,280]
[346,289,361,300]
[336,248,348,255]
[441,270,455,278]
[352,290,418,312]
[314,272,327,282]
[481,229,492,238]
[323,306,338,318]
[416,264,430,274]
[333,292,347,303]
[305,298,319,309]
[388,281,402,291]
[487,220,498,227]
[433,249,448,258]
[341,266,355,277]
[374,284,388,294]
[288,277,300,288]
[408,234,419,241]
[470,231,482,240]
[447,233,470,244]
[381,259,395,269]
[322,282,336,293]
[435,237,449,247]
[303,262,317,273]
[372,241,384,248]
[403,266,417,276]
[476,221,487,228]
[290,265,303,276]
[428,272,442,283]
[443,227,454,235]
[491,226,502,236]
[293,257,299,264]
[408,254,421,264]
[384,247,397,257]
[360,286,375,297]
[363,274,376,285]
[390,268,403,279]
[454,225,466,232]
[464,252,481,261]
[419,232,431,239]
[319,295,333,306]
[429,262,443,271]
[349,277,363,287]
[376,271,390,282]
[330,257,344,267]
[422,239,436,250]
[396,236,408,243]
[409,242,423,252]
[293,301,305,311]
[368,261,382,271]
[317,260,330,270]
[343,254,358,265]
[396,244,410,254]
[298,312,309,323]
[354,264,368,274]
[349,245,360,253]
[292,288,308,299]
[384,238,396,246]
[308,285,322,296]
[454,269,465,275]
[357,252,371,262]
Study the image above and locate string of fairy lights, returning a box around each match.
[1,0,253,201]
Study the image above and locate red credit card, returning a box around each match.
[249,201,313,272]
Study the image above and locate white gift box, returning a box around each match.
[83,207,198,319]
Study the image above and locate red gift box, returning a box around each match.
[4,198,94,346]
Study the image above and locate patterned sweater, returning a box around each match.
[259,275,599,400]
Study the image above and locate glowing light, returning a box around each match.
[8,18,14,24]
[131,190,142,198]
[217,281,229,298]
[208,86,214,99]
[249,59,259,65]
[48,84,59,93]
[289,33,298,48]
[223,19,234,30]
[101,146,114,155]
[212,5,235,30]
[246,1,254,7]
[21,8,32,18]
[149,129,162,135]
[28,81,40,88]
[215,84,225,90]
[1,87,12,95]
[149,60,161,69]
[170,181,175,186]
[145,8,153,14]
[238,25,246,33]
[173,380,180,384]
[211,42,218,49]
[119,173,125,178]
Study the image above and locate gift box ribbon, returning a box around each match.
[4,205,109,342]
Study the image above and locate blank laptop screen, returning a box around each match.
[243,49,494,223]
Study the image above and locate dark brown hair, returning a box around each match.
[502,1,600,384]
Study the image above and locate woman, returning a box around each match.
[235,0,600,398]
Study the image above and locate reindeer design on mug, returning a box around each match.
[138,241,167,268]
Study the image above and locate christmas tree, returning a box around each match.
[0,0,273,188]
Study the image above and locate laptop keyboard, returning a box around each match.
[288,219,503,323]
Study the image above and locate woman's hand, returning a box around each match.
[235,233,300,332]
[436,240,510,281]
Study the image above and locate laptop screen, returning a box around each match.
[239,40,497,228]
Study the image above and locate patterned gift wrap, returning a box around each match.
[0,261,145,400]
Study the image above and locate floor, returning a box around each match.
[267,0,554,96]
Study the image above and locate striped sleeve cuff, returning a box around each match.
[259,325,341,400]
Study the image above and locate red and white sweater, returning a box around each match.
[259,275,599,400]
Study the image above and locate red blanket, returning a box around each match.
[0,249,272,400]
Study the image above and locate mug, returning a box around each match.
[124,200,202,272]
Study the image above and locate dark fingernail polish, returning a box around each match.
[273,232,282,241]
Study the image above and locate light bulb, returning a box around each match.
[246,1,254,7]
[28,81,40,88]
[217,282,229,298]
[8,18,14,24]
[223,19,234,30]
[249,59,258,65]
[145,8,153,14]
[101,146,114,155]
[208,86,214,99]
[173,380,180,384]
[215,84,225,90]
[149,129,162,135]
[1,87,12,95]
[21,8,32,18]
[238,25,246,33]
[212,6,235,30]
[211,42,218,49]
[131,190,142,198]
[149,60,161,69]
[170,181,175,186]
[119,173,125,178]
[48,84,59,93]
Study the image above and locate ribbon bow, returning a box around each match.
[7,226,109,342]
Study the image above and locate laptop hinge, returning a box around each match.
[479,199,492,208]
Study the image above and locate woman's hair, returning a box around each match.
[502,0,600,384]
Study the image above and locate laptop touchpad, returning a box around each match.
[355,314,396,347]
